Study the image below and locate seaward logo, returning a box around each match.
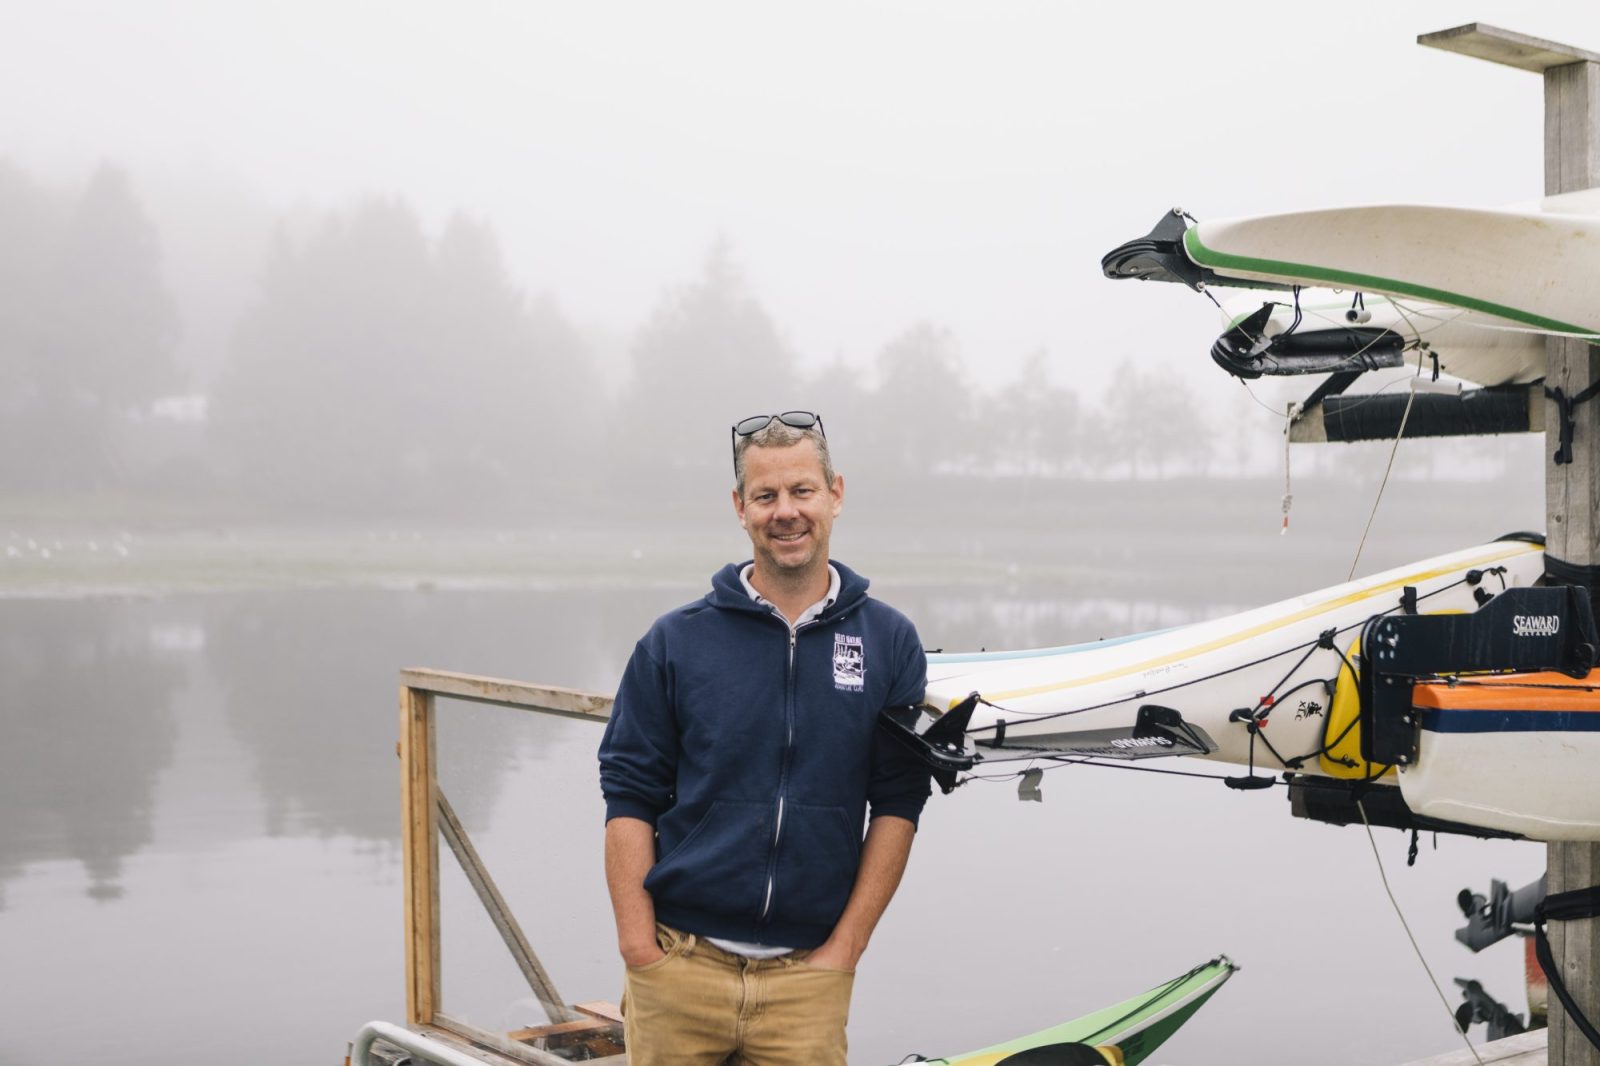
[1512,614,1561,638]
[1110,736,1172,750]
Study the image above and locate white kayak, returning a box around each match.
[922,537,1548,780]
[1105,189,1600,340]
[1404,671,1600,841]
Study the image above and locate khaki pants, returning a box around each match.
[621,924,854,1066]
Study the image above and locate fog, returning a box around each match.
[2,4,1597,1064]
[0,2,1594,529]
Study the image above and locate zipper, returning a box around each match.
[751,594,862,929]
[759,623,803,925]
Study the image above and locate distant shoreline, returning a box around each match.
[0,472,1545,601]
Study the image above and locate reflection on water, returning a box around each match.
[0,600,183,907]
[0,576,1549,1066]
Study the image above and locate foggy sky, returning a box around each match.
[3,0,1595,413]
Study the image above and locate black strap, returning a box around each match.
[1534,885,1600,1052]
[1545,885,1600,923]
[1547,554,1600,588]
[1545,380,1600,465]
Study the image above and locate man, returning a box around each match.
[598,411,931,1066]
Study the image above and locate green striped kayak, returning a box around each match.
[904,956,1237,1065]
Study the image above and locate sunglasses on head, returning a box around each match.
[730,411,826,468]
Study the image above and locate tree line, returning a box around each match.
[1,159,1236,520]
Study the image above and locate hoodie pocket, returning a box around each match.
[645,800,770,918]
[771,803,861,928]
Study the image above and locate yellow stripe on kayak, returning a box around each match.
[956,541,1539,708]
[942,1048,1116,1066]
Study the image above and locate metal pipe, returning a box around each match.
[349,1021,490,1066]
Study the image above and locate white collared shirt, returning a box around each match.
[738,563,841,629]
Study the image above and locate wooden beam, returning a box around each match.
[1421,28,1600,1065]
[1547,61,1600,198]
[1550,840,1600,1066]
[435,788,574,1023]
[1419,23,1600,74]
[1398,1027,1546,1064]
[1542,46,1600,1066]
[573,1001,624,1024]
[400,686,441,1025]
[400,668,612,721]
[506,1018,614,1041]
[429,1014,578,1066]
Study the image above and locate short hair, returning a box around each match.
[734,420,835,498]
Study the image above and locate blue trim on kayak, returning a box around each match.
[1420,708,1600,734]
[928,626,1182,664]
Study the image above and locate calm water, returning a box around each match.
[0,526,1548,1066]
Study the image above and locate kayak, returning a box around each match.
[902,956,1237,1065]
[1406,671,1600,840]
[922,537,1547,779]
[1103,191,1600,339]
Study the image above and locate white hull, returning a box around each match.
[1401,730,1600,841]
[1186,200,1600,337]
[925,539,1547,778]
[1401,673,1600,842]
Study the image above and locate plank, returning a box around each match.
[400,685,440,1025]
[505,1018,616,1041]
[435,788,573,1023]
[429,1014,575,1066]
[573,1001,624,1024]
[400,668,612,721]
[1397,1027,1546,1065]
[1420,24,1600,74]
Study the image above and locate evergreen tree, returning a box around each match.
[2,163,179,491]
[616,240,796,503]
[869,321,973,478]
[213,199,596,514]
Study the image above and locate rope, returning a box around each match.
[1078,959,1220,1045]
[1356,800,1486,1066]
[1282,408,1293,535]
[1346,354,1422,581]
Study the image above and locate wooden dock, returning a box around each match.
[1402,1030,1547,1066]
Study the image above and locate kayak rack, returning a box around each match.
[350,668,624,1066]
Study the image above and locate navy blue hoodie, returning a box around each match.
[598,560,930,949]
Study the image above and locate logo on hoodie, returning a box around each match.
[833,633,864,691]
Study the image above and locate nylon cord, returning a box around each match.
[1347,353,1423,581]
[1356,800,1485,1066]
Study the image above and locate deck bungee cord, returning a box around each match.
[936,566,1514,796]
[959,566,1500,731]
[1073,958,1230,1046]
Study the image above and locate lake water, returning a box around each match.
[0,518,1549,1065]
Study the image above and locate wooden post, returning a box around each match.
[1542,47,1600,1066]
[1419,24,1600,1066]
[401,685,441,1026]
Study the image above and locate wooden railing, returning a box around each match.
[398,668,619,1065]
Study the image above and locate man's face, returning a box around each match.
[732,438,844,579]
